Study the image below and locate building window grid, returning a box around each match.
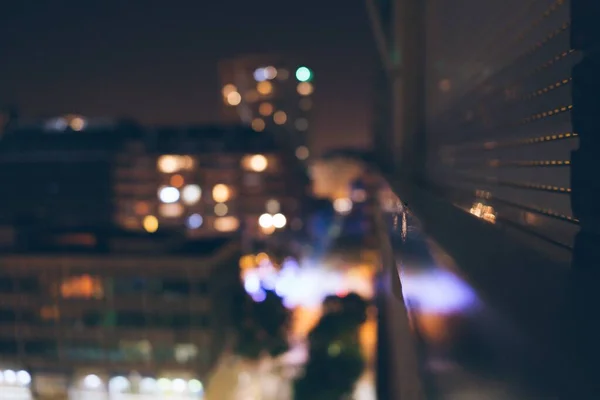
[0,265,212,364]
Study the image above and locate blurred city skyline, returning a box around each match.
[0,0,377,154]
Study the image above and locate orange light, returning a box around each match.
[273,111,287,125]
[259,102,274,116]
[297,82,314,96]
[251,118,266,132]
[170,174,184,188]
[134,202,150,215]
[257,81,273,95]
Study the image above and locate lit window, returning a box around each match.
[60,275,103,299]
[222,84,237,97]
[266,199,280,214]
[254,68,268,82]
[69,116,86,131]
[259,102,274,116]
[182,184,202,205]
[242,154,268,172]
[297,82,314,96]
[170,174,184,188]
[143,215,159,233]
[212,184,231,202]
[273,111,287,125]
[40,305,60,320]
[174,344,199,364]
[264,66,277,80]
[159,203,184,218]
[214,203,228,216]
[258,213,273,228]
[158,186,180,203]
[333,198,353,214]
[272,213,287,228]
[226,91,242,106]
[109,377,131,394]
[251,118,265,132]
[187,214,203,229]
[158,155,180,173]
[257,81,273,95]
[180,155,194,170]
[214,216,240,232]
[295,118,309,131]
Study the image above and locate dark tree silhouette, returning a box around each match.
[231,283,291,360]
[294,292,369,399]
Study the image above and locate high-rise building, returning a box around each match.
[114,124,305,239]
[1,117,305,240]
[218,55,314,162]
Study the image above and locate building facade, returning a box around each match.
[0,118,305,241]
[113,125,305,239]
[218,55,314,162]
[0,231,240,399]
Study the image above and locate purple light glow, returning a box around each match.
[252,289,267,303]
[400,269,479,314]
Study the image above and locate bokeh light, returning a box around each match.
[212,184,231,202]
[295,146,310,160]
[259,102,274,116]
[257,81,273,95]
[251,118,266,132]
[296,82,314,96]
[295,66,313,82]
[226,91,242,106]
[273,111,287,125]
[143,215,159,233]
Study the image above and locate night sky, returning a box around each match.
[0,0,377,153]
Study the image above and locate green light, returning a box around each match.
[295,66,312,82]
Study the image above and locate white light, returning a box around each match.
[140,377,157,393]
[4,370,16,385]
[83,374,102,389]
[187,213,203,229]
[266,199,280,214]
[244,272,261,294]
[109,376,130,393]
[158,155,180,173]
[157,378,171,391]
[258,213,273,228]
[16,370,31,386]
[158,186,180,203]
[188,379,204,393]
[172,378,186,393]
[182,184,201,205]
[248,154,268,172]
[333,198,353,214]
[273,213,287,229]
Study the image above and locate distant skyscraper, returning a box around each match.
[218,55,314,162]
